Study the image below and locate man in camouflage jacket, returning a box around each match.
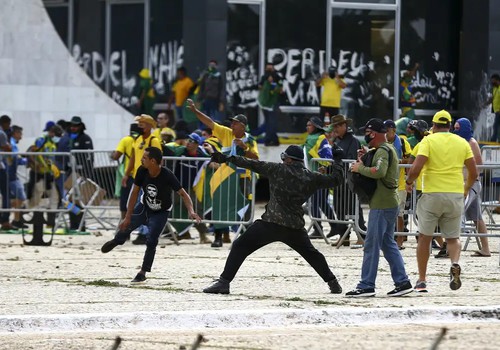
[202,145,345,295]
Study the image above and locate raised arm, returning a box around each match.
[186,99,214,129]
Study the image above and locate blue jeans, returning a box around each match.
[202,99,220,121]
[175,106,184,120]
[0,169,10,223]
[357,207,409,289]
[114,202,169,272]
[263,107,279,144]
[491,112,500,142]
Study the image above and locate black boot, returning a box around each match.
[211,232,223,248]
[327,277,342,294]
[203,278,230,294]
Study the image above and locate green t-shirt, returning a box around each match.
[358,143,399,209]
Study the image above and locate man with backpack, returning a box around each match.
[345,118,412,297]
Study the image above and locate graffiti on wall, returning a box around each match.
[226,43,260,109]
[227,47,458,119]
[72,41,183,108]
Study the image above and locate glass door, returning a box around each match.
[227,0,265,130]
[327,0,400,127]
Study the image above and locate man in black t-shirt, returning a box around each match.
[101,147,201,283]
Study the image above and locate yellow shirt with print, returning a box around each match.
[132,134,162,177]
[319,77,345,108]
[493,86,500,113]
[115,135,135,172]
[152,127,176,140]
[398,137,412,191]
[417,132,473,193]
[173,77,195,107]
[213,122,259,178]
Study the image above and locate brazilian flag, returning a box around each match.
[210,163,249,229]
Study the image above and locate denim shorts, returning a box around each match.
[9,179,26,201]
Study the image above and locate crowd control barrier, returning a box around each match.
[162,156,256,239]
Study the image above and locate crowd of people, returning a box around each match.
[0,115,93,231]
[1,65,496,297]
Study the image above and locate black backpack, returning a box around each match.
[347,145,397,204]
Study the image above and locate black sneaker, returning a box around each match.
[11,220,28,229]
[211,238,222,248]
[132,234,147,245]
[203,278,230,294]
[434,247,448,259]
[449,263,462,290]
[327,277,342,294]
[414,280,428,293]
[309,229,323,239]
[131,273,146,283]
[345,288,375,298]
[387,281,413,297]
[101,240,118,253]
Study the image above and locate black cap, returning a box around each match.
[231,114,248,126]
[360,118,387,133]
[309,116,324,130]
[383,119,396,129]
[281,145,304,161]
[414,120,429,133]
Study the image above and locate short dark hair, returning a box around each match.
[492,74,500,81]
[12,125,23,133]
[145,147,163,164]
[0,115,11,124]
[178,66,187,75]
[433,121,451,129]
[203,127,212,135]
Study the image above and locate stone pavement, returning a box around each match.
[1,203,499,349]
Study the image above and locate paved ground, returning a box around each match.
[1,203,500,349]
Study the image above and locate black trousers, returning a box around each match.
[220,220,336,283]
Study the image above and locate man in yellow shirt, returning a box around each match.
[112,123,140,219]
[186,98,259,247]
[316,66,346,118]
[122,114,163,244]
[489,74,500,141]
[168,67,194,120]
[406,110,477,292]
[152,112,176,141]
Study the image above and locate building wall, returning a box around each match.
[0,0,131,151]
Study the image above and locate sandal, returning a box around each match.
[471,251,491,257]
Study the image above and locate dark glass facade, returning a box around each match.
[42,0,497,134]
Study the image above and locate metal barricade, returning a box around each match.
[162,156,256,238]
[0,151,77,245]
[307,158,365,246]
[68,150,120,231]
[308,158,500,262]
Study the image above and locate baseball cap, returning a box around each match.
[231,114,248,126]
[44,121,56,131]
[432,110,452,124]
[414,120,429,133]
[281,145,304,162]
[360,118,387,133]
[188,132,202,144]
[383,119,396,129]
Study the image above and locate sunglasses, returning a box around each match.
[187,139,197,144]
